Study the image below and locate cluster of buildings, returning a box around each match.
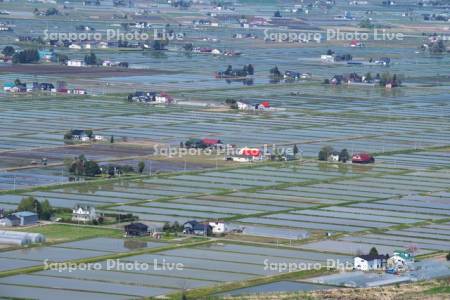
[191,47,241,56]
[65,129,104,142]
[182,220,227,236]
[184,138,223,149]
[236,100,271,111]
[127,91,174,104]
[66,59,128,68]
[354,250,414,273]
[3,81,86,95]
[0,211,38,227]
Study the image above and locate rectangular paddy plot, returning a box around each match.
[0,238,168,273]
[0,242,352,299]
[299,222,450,256]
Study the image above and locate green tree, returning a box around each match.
[183,43,193,51]
[318,146,333,161]
[84,160,101,176]
[274,10,282,17]
[84,52,98,65]
[369,247,379,256]
[85,129,93,139]
[339,149,349,162]
[110,135,114,143]
[138,161,145,174]
[151,39,168,50]
[17,196,41,215]
[40,199,53,220]
[2,46,15,57]
[64,130,73,140]
[55,53,68,64]
[247,64,254,75]
[447,252,450,261]
[293,144,299,156]
[45,7,59,16]
[365,72,372,82]
[12,49,40,64]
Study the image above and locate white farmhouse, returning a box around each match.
[72,204,97,223]
[354,254,389,271]
[208,221,227,234]
[67,59,86,67]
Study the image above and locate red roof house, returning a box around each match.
[352,153,375,164]
[202,138,222,146]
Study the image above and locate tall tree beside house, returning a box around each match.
[151,40,168,51]
[293,144,299,156]
[369,247,379,256]
[14,78,23,86]
[64,130,73,140]
[84,160,101,176]
[183,43,193,51]
[110,135,114,143]
[39,199,53,220]
[247,64,254,75]
[318,146,334,161]
[138,161,145,174]
[84,52,98,65]
[339,149,349,162]
[55,53,68,64]
[274,10,282,17]
[1,46,15,57]
[85,129,93,139]
[270,66,282,78]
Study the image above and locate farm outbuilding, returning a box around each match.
[13,211,38,226]
[0,230,46,245]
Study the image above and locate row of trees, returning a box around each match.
[12,49,40,64]
[65,155,147,177]
[17,196,53,220]
[66,155,101,177]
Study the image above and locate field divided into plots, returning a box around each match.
[0,240,352,300]
[235,166,450,233]
[0,92,449,157]
[0,237,168,273]
[1,154,449,235]
[300,222,450,257]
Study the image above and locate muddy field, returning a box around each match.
[0,64,181,78]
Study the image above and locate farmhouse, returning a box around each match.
[352,153,375,164]
[72,204,97,223]
[228,147,264,162]
[124,222,148,237]
[201,138,223,148]
[354,254,389,271]
[236,100,270,111]
[183,220,212,236]
[67,59,86,67]
[128,91,173,104]
[13,211,38,226]
[70,130,90,141]
[208,221,227,234]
